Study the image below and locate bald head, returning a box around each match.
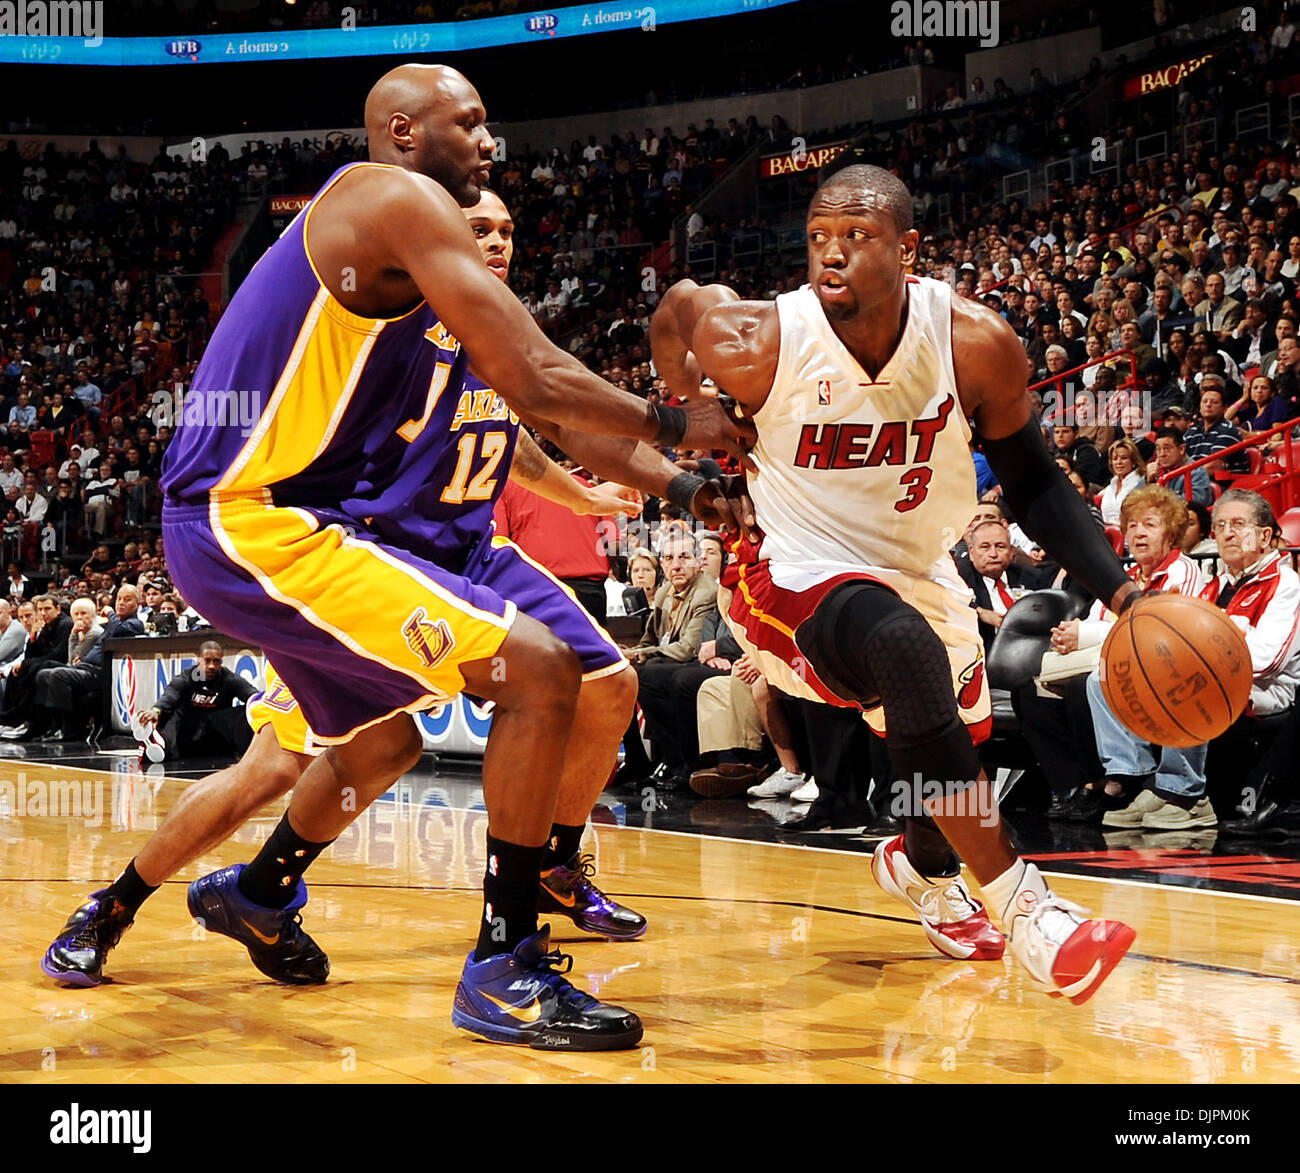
[364,63,493,205]
[811,164,913,235]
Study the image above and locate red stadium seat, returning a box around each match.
[1278,509,1300,547]
[1248,447,1265,475]
[1104,525,1125,555]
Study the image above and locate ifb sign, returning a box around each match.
[108,645,493,756]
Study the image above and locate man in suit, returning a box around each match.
[29,597,103,740]
[959,520,1044,654]
[617,529,718,788]
[1227,298,1278,371]
[0,593,73,738]
[33,584,144,741]
[1197,272,1243,341]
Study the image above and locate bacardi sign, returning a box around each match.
[759,141,849,179]
[1123,52,1214,99]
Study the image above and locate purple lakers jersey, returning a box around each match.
[162,162,461,508]
[343,364,521,571]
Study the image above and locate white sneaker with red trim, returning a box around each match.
[870,834,1005,961]
[1005,887,1136,1006]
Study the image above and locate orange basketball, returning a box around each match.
[1099,593,1252,748]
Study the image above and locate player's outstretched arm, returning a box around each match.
[356,170,743,455]
[507,429,641,516]
[954,298,1140,615]
[526,419,750,532]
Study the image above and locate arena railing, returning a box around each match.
[1158,417,1300,514]
[1026,348,1141,405]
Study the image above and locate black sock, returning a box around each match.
[475,835,544,961]
[542,823,584,870]
[903,814,960,878]
[101,859,158,916]
[237,814,335,909]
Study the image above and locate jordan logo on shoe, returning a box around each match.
[239,917,279,945]
[480,991,542,1023]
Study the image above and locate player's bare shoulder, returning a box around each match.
[949,289,1032,423]
[694,298,781,409]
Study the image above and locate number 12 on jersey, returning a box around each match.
[441,431,508,504]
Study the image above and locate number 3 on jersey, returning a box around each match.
[895,467,932,513]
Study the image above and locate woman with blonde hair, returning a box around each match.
[1098,438,1147,526]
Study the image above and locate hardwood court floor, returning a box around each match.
[2,757,1299,1084]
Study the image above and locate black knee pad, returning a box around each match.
[796,581,960,743]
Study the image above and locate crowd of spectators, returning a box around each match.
[6,3,1300,837]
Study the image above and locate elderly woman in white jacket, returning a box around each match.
[1050,486,1207,824]
[1097,438,1147,528]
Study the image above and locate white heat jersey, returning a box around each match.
[749,276,977,579]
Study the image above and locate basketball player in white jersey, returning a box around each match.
[650,164,1140,1004]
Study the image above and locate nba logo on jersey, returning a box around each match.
[817,379,832,406]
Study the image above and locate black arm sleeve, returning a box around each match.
[980,419,1132,608]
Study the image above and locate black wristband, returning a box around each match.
[652,404,688,446]
[666,472,707,511]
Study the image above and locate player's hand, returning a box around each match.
[584,482,643,517]
[136,709,158,729]
[689,475,761,543]
[678,396,758,472]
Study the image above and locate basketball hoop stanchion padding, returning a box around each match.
[1099,594,1252,749]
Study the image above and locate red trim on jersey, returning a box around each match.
[728,559,877,708]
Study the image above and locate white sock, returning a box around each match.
[980,859,1051,935]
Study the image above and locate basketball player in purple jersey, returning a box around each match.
[41,188,684,996]
[45,64,746,1051]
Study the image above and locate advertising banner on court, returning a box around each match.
[107,642,491,756]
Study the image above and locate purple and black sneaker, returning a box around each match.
[187,864,329,984]
[538,853,647,940]
[41,891,134,987]
[452,925,643,1050]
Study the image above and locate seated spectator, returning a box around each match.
[0,598,28,704]
[30,597,103,740]
[617,547,661,628]
[1149,426,1213,506]
[1052,487,1206,823]
[1051,421,1105,490]
[1098,438,1146,526]
[82,462,120,540]
[960,519,1044,653]
[616,530,716,788]
[6,562,31,602]
[0,593,72,739]
[1183,376,1247,474]
[1226,374,1293,434]
[1203,491,1300,834]
[131,640,258,763]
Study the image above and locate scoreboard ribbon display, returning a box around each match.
[0,0,799,65]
